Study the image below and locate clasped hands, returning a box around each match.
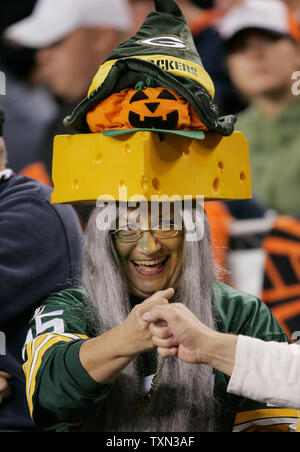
[126,288,218,366]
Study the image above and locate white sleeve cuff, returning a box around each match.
[227,335,300,409]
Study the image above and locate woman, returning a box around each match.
[23,202,299,432]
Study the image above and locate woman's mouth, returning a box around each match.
[130,256,170,276]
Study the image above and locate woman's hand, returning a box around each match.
[79,288,174,383]
[117,288,175,357]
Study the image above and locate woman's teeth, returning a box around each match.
[132,256,169,270]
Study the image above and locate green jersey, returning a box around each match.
[22,281,299,432]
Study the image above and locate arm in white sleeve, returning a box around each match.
[227,335,300,409]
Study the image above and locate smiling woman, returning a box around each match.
[22,200,299,432]
[79,201,217,431]
[83,201,212,333]
[112,203,185,299]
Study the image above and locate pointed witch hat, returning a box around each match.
[63,0,236,137]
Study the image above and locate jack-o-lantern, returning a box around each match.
[86,86,209,133]
[128,88,180,130]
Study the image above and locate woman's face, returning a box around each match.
[113,205,184,299]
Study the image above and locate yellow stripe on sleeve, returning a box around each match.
[23,333,88,418]
[233,408,300,432]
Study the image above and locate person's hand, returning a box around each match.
[143,303,238,376]
[117,288,175,357]
[0,371,12,405]
[79,288,175,384]
[143,303,219,364]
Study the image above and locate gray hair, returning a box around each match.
[82,203,219,432]
[0,138,7,168]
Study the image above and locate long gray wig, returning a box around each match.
[82,202,219,432]
[0,138,7,168]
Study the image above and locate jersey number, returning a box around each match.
[23,310,65,360]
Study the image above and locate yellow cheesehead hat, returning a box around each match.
[51,0,252,205]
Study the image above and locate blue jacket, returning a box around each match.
[0,174,83,430]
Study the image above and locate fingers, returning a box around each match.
[121,288,175,356]
[148,309,179,355]
[157,346,178,358]
[143,303,174,323]
[149,323,171,339]
[138,288,175,316]
[143,303,186,359]
[156,288,175,300]
[152,334,178,348]
[144,288,174,307]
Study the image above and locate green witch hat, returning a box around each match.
[63,0,236,136]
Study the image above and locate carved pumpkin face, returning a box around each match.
[128,88,180,130]
[86,86,209,133]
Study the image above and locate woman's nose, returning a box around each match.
[136,231,162,254]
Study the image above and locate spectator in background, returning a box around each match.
[0,110,83,431]
[175,0,265,220]
[0,0,59,176]
[3,0,132,177]
[219,0,300,217]
[180,0,247,117]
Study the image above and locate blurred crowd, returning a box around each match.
[1,0,300,431]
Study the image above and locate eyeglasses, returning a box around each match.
[111,224,181,243]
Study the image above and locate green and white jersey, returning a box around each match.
[23,282,300,432]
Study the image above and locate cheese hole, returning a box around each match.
[73,179,79,191]
[213,177,220,193]
[124,144,132,155]
[93,153,102,166]
[141,176,149,193]
[240,171,247,182]
[152,178,161,192]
